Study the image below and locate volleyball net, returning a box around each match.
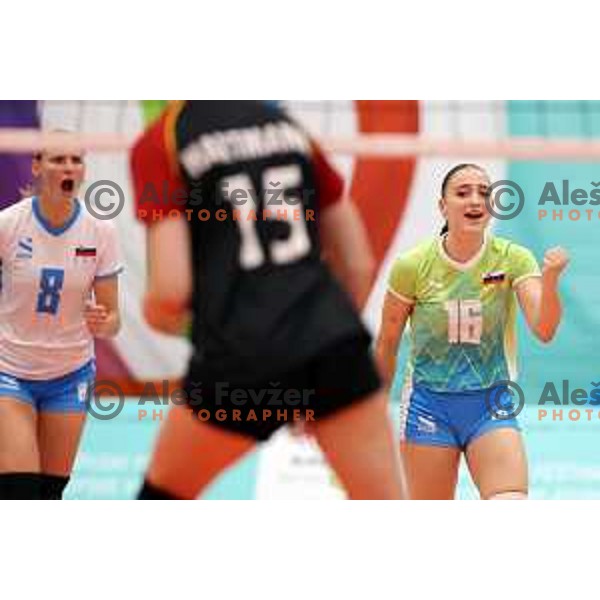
[4,101,600,159]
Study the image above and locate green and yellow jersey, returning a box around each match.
[388,235,540,392]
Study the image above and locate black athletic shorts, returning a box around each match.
[183,335,381,441]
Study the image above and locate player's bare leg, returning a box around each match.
[311,390,408,499]
[143,404,256,499]
[0,397,39,473]
[400,443,461,499]
[0,397,41,498]
[37,412,86,476]
[465,428,528,499]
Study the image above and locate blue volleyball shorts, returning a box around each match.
[399,382,520,449]
[0,360,95,413]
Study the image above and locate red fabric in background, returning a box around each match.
[351,100,419,266]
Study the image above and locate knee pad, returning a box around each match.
[138,479,181,500]
[0,473,42,500]
[39,474,70,500]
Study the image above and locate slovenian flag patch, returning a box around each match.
[75,246,97,257]
[482,271,506,284]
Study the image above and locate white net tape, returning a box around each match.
[3,128,600,161]
[2,100,600,160]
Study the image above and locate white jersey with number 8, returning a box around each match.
[0,196,122,380]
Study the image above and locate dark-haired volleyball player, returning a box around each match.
[0,140,122,499]
[132,101,407,500]
[376,163,568,499]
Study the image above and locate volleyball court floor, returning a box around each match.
[66,400,600,500]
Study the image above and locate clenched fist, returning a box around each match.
[84,301,112,337]
[542,246,569,279]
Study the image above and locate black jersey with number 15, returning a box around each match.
[132,101,369,385]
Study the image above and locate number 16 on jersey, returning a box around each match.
[444,299,482,345]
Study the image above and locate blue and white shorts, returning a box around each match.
[0,360,95,413]
[400,382,520,449]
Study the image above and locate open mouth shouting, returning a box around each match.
[61,178,75,193]
[464,209,485,222]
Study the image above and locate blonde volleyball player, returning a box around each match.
[376,164,568,500]
[0,143,122,499]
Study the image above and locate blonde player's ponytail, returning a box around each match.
[19,181,37,198]
[19,151,44,198]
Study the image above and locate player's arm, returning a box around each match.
[86,276,121,338]
[374,253,417,386]
[143,214,192,336]
[87,219,123,338]
[320,197,376,311]
[375,292,412,387]
[130,102,191,336]
[516,246,569,343]
[310,140,375,311]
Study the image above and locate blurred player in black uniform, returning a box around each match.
[131,101,406,499]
